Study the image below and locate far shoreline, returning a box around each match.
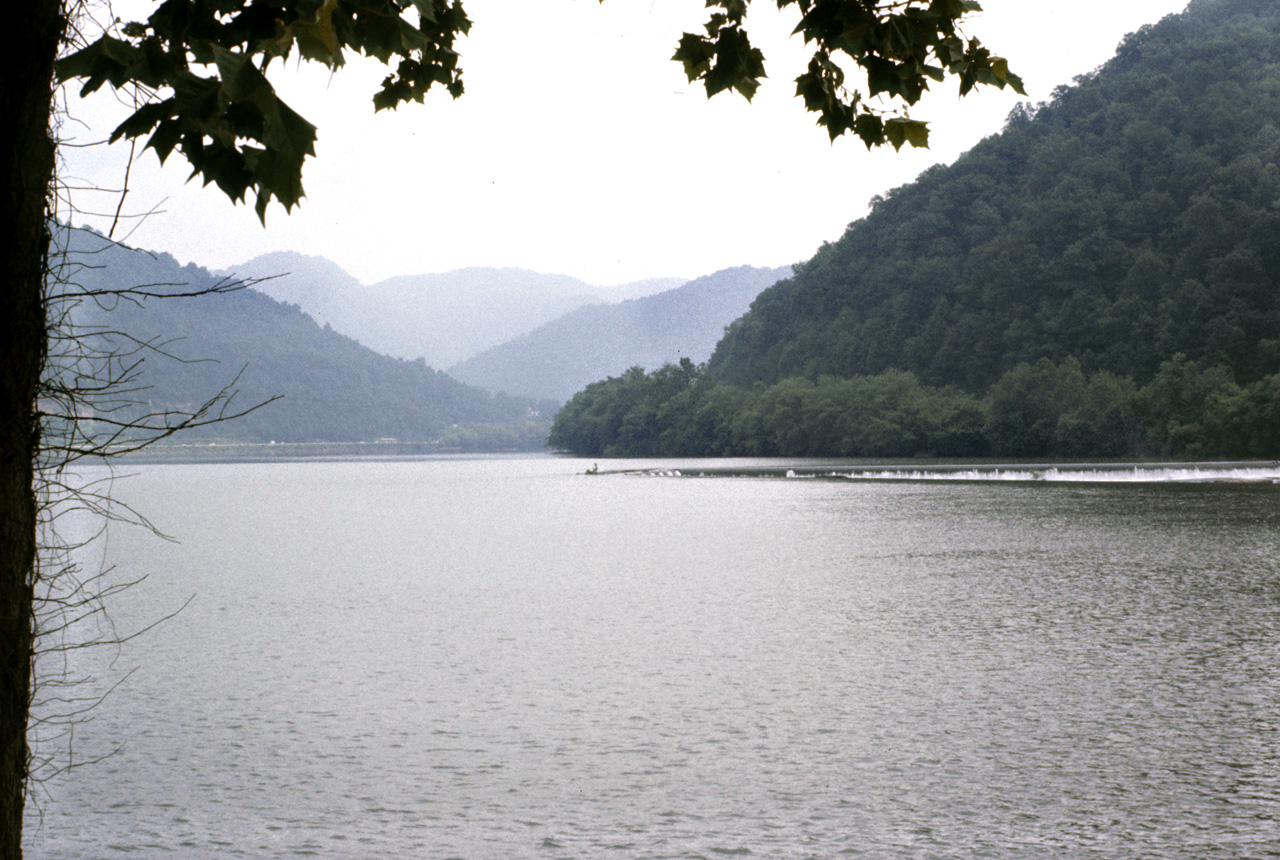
[99,440,556,465]
[93,444,1280,476]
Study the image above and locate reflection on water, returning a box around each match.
[25,457,1280,859]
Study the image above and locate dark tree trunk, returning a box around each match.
[1,1,63,856]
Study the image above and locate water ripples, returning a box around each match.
[25,458,1280,859]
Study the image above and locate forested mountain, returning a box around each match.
[711,0,1280,391]
[219,251,362,326]
[551,0,1280,459]
[449,266,792,402]
[56,228,555,447]
[223,253,684,369]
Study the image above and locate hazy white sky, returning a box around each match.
[59,0,1190,286]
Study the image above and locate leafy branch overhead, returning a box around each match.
[57,0,472,221]
[674,0,1025,148]
[56,0,1021,222]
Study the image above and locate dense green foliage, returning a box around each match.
[673,0,1023,147]
[549,358,1280,458]
[61,228,554,446]
[710,0,1280,394]
[552,0,1280,460]
[57,0,472,219]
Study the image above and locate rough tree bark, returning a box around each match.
[1,1,63,855]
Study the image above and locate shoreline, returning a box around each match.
[98,440,555,465]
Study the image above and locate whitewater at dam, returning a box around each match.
[620,461,1280,483]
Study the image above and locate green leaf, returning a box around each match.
[673,33,715,82]
[270,97,319,161]
[929,0,981,18]
[210,44,263,102]
[144,118,183,164]
[884,117,930,150]
[703,26,766,100]
[854,113,885,148]
[411,0,438,24]
[109,101,170,142]
[864,56,903,99]
[200,144,255,204]
[794,70,828,113]
[373,82,408,111]
[253,146,308,218]
[292,0,344,66]
[352,9,408,63]
[55,36,138,94]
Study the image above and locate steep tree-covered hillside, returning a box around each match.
[220,251,363,327]
[552,0,1280,460]
[709,0,1280,393]
[57,229,554,446]
[449,266,791,402]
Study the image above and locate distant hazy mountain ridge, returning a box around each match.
[449,266,793,402]
[63,229,554,446]
[223,253,684,368]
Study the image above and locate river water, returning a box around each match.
[23,456,1280,859]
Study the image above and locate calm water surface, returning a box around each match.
[24,456,1280,859]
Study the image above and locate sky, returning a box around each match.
[58,0,1192,287]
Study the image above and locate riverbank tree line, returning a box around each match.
[548,357,1280,459]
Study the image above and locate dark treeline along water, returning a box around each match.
[548,358,1280,460]
[24,456,1280,859]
